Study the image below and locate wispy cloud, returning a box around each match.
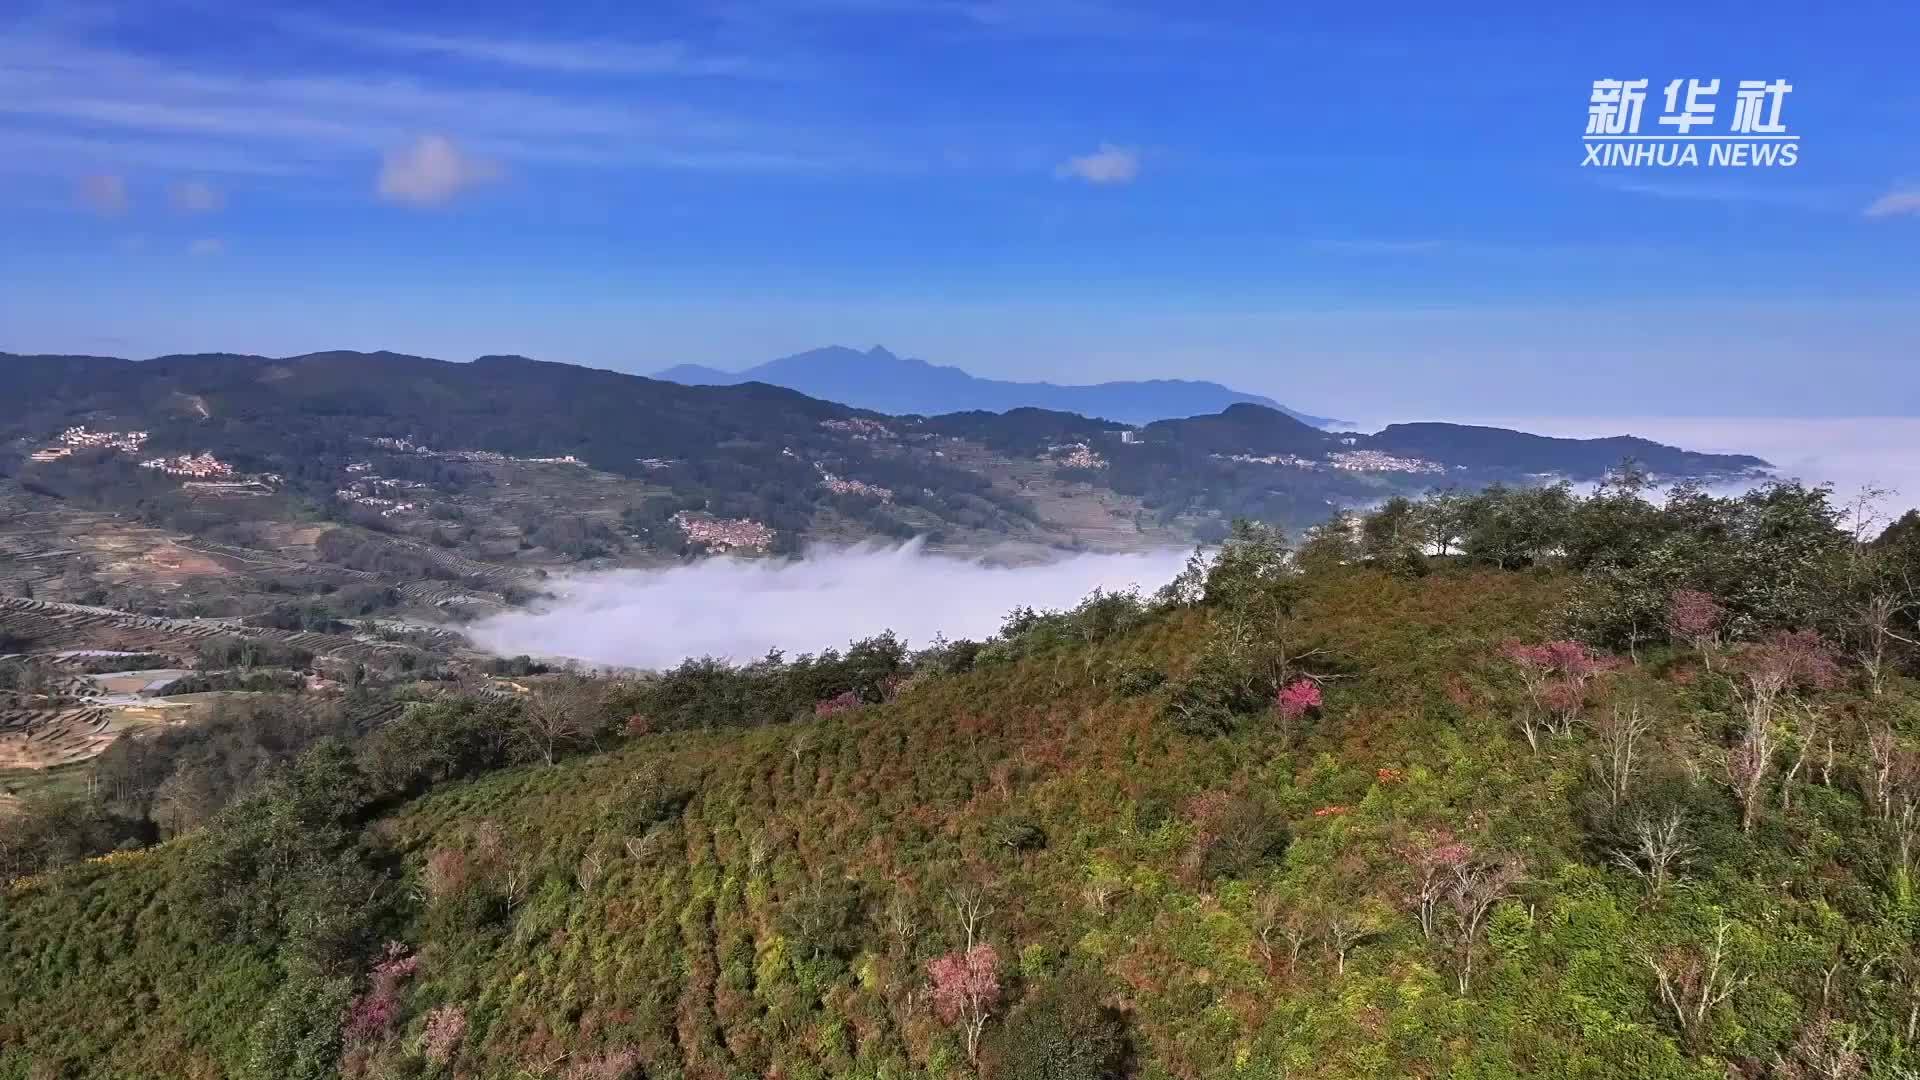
[1865,188,1920,219]
[170,179,222,213]
[0,129,308,177]
[0,24,863,182]
[1313,238,1444,256]
[377,135,500,207]
[285,16,786,79]
[1598,177,1838,210]
[76,172,128,214]
[186,236,225,256]
[1055,143,1139,184]
[735,0,1207,40]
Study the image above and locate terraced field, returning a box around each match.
[0,597,421,663]
[0,593,448,788]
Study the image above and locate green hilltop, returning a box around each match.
[5,482,1920,1080]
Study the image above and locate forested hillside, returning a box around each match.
[6,481,1920,1080]
[2,351,1767,556]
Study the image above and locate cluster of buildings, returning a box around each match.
[334,489,418,517]
[1327,450,1449,475]
[138,452,235,479]
[335,465,426,516]
[1206,449,1451,475]
[365,436,581,467]
[674,513,775,552]
[1215,452,1323,468]
[819,417,894,440]
[60,427,149,452]
[447,449,582,466]
[30,427,152,462]
[818,471,895,501]
[31,426,283,490]
[342,475,422,493]
[1048,442,1109,469]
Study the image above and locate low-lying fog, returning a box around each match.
[473,417,1918,671]
[1451,416,1920,507]
[468,541,1192,670]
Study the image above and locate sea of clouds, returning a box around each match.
[471,417,1918,671]
[468,541,1193,670]
[1444,416,1920,509]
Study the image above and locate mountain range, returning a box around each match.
[654,345,1349,428]
[0,349,1770,558]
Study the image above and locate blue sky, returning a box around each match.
[1,0,1915,418]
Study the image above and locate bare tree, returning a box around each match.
[1398,831,1471,940]
[1610,810,1693,897]
[1881,952,1920,1046]
[747,828,774,875]
[1445,855,1525,992]
[1251,889,1311,977]
[1721,636,1829,833]
[1867,723,1900,819]
[575,849,606,891]
[1864,721,1920,824]
[1773,1015,1864,1080]
[947,884,994,951]
[1897,798,1920,884]
[1591,703,1650,810]
[512,680,604,767]
[1081,872,1124,917]
[884,888,918,958]
[1645,917,1748,1043]
[1321,910,1377,976]
[1722,716,1775,836]
[1780,703,1825,812]
[1850,589,1917,698]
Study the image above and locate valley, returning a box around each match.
[0,349,1775,797]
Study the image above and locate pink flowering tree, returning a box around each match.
[1722,630,1841,833]
[342,943,420,1047]
[1499,640,1618,749]
[420,1004,467,1065]
[1275,679,1322,720]
[1665,590,1727,669]
[928,943,1001,1065]
[1397,832,1473,941]
[814,689,862,717]
[1273,678,1322,740]
[1733,629,1841,705]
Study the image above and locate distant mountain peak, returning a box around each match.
[652,345,1348,428]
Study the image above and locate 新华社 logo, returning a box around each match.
[1584,79,1797,168]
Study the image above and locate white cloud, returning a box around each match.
[1599,177,1838,211]
[467,541,1191,669]
[77,172,128,214]
[376,134,500,206]
[287,17,781,78]
[1314,238,1444,256]
[1865,188,1920,219]
[170,179,223,213]
[1055,143,1139,185]
[0,31,852,180]
[187,237,225,256]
